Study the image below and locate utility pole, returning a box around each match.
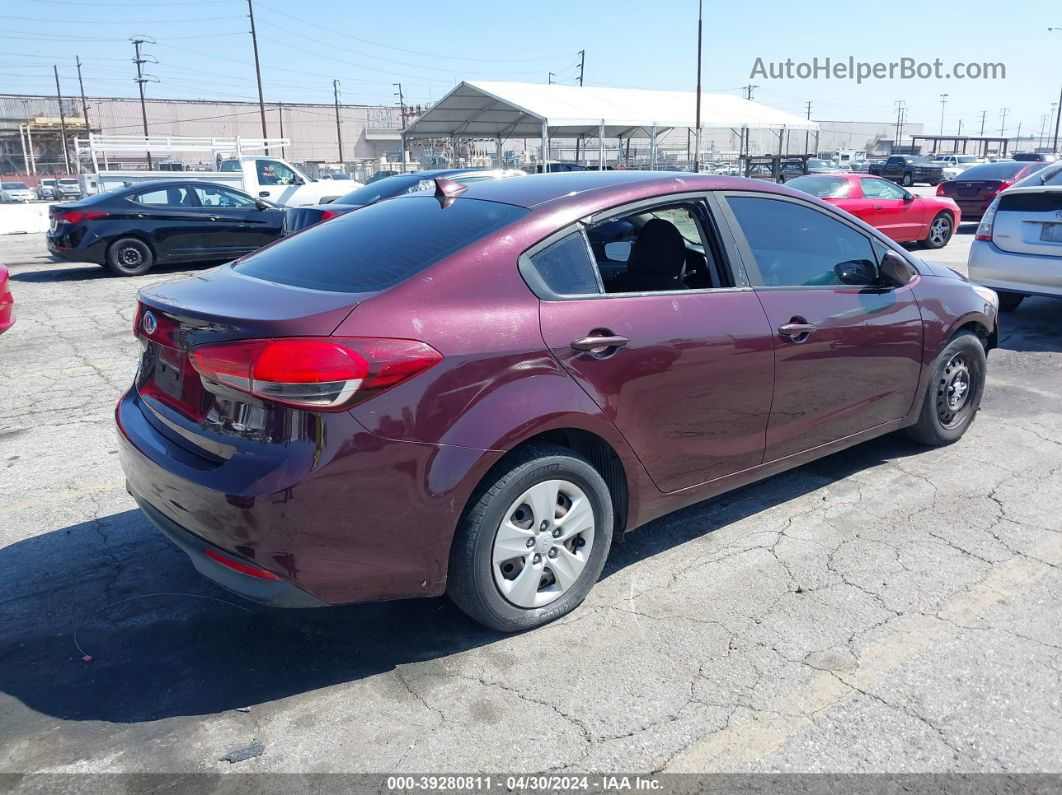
[894,100,906,151]
[75,56,91,140]
[548,72,556,85]
[277,102,285,157]
[393,82,407,128]
[53,65,70,173]
[332,79,343,163]
[938,92,948,135]
[1038,113,1048,148]
[999,107,1009,136]
[693,0,702,172]
[957,119,963,138]
[1053,86,1062,154]
[979,109,987,135]
[804,100,812,154]
[577,50,585,86]
[246,0,269,154]
[131,37,155,169]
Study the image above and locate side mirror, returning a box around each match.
[834,258,879,286]
[902,191,914,201]
[604,241,632,262]
[253,198,269,210]
[879,249,917,287]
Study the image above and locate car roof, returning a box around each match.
[445,171,790,212]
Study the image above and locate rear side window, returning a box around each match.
[235,196,528,292]
[727,196,876,287]
[526,233,601,296]
[785,176,850,198]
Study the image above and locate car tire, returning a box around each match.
[905,331,986,447]
[447,443,614,633]
[997,291,1025,313]
[902,173,914,187]
[921,212,954,249]
[105,238,155,277]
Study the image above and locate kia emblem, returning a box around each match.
[141,311,158,335]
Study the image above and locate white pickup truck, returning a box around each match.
[80,156,360,207]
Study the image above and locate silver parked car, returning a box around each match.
[968,162,1062,311]
[36,178,58,200]
[0,181,34,203]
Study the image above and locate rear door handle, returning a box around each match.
[571,334,629,353]
[778,321,817,342]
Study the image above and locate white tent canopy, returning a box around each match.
[403,80,819,140]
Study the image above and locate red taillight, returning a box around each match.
[319,209,339,222]
[936,183,946,196]
[204,548,280,580]
[52,208,108,224]
[189,337,442,411]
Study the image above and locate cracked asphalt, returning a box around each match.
[1,207,1061,775]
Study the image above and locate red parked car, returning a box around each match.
[0,265,14,334]
[785,173,960,248]
[937,160,1050,221]
[117,172,998,632]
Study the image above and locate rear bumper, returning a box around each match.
[130,488,325,607]
[952,198,993,220]
[46,228,106,264]
[968,239,1062,298]
[116,387,495,606]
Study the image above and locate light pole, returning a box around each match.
[939,92,948,136]
[1049,28,1062,152]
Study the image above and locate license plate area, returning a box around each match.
[153,344,185,398]
[1040,223,1062,243]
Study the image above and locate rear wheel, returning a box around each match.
[447,444,614,632]
[921,212,954,249]
[905,332,986,446]
[902,173,914,187]
[106,237,154,276]
[997,291,1025,312]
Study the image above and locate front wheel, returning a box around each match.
[105,237,154,276]
[447,444,614,632]
[921,212,954,249]
[997,291,1025,312]
[905,332,986,446]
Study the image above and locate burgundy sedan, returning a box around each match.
[117,172,998,632]
[937,160,1050,221]
[786,173,960,248]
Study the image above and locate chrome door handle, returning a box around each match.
[571,334,629,353]
[778,322,817,342]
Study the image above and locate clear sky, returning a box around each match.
[3,0,1060,139]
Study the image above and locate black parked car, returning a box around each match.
[284,168,525,235]
[46,181,285,276]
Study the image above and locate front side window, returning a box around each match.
[256,160,297,185]
[859,178,907,200]
[132,186,195,207]
[194,185,256,208]
[727,196,877,288]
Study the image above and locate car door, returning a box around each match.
[528,195,776,493]
[859,177,924,241]
[719,192,924,462]
[126,185,211,262]
[191,184,284,257]
[253,159,306,206]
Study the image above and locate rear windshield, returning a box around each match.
[2,182,28,189]
[785,175,850,198]
[235,196,528,292]
[956,162,1028,180]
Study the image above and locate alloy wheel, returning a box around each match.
[492,479,596,609]
[930,217,951,246]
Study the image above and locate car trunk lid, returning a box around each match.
[992,188,1062,256]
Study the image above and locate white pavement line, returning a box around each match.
[666,530,1062,772]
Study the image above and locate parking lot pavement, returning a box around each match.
[1,227,1061,775]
